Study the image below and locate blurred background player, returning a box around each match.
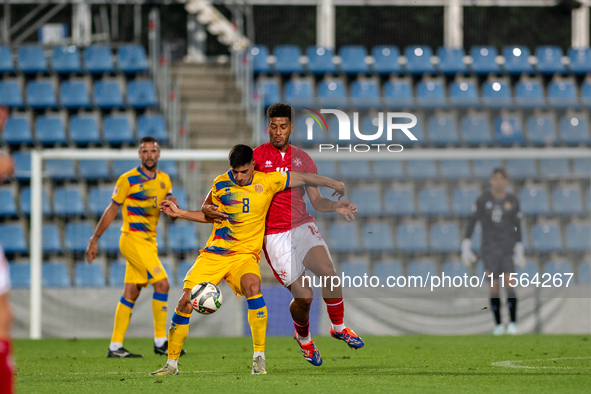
[461,168,525,335]
[151,144,346,376]
[85,136,180,358]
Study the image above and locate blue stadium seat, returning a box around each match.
[108,261,126,287]
[51,46,82,74]
[93,80,124,109]
[74,262,105,288]
[173,187,187,209]
[168,223,198,253]
[568,47,591,75]
[0,223,27,254]
[418,186,449,215]
[45,159,76,180]
[69,115,101,146]
[54,186,85,217]
[17,45,47,73]
[371,46,402,75]
[339,45,369,75]
[374,160,404,180]
[362,222,394,252]
[103,115,134,145]
[98,223,122,253]
[65,222,94,253]
[176,261,193,285]
[543,259,572,276]
[351,186,382,216]
[273,45,303,74]
[452,186,479,216]
[535,46,565,74]
[0,80,23,108]
[548,81,579,109]
[160,259,175,287]
[284,80,313,105]
[502,46,532,74]
[472,159,502,179]
[0,188,17,218]
[515,260,539,279]
[532,223,562,252]
[460,115,492,145]
[2,116,33,146]
[578,260,590,284]
[525,115,556,145]
[430,223,459,252]
[112,160,138,177]
[407,160,437,179]
[117,45,148,73]
[250,46,271,74]
[339,260,369,280]
[35,115,66,146]
[350,80,380,109]
[42,224,61,254]
[442,260,470,278]
[582,82,591,108]
[404,46,435,75]
[42,261,70,288]
[127,80,158,108]
[306,46,337,74]
[60,80,90,109]
[384,186,414,215]
[427,114,458,145]
[440,160,471,179]
[317,80,348,109]
[373,260,403,281]
[407,259,438,282]
[437,47,467,74]
[481,81,513,109]
[540,158,570,178]
[0,46,14,73]
[493,115,525,146]
[339,160,371,180]
[471,224,483,253]
[416,80,447,109]
[291,115,317,146]
[559,115,590,145]
[88,186,113,216]
[13,152,31,180]
[9,263,30,288]
[383,81,414,109]
[26,80,57,109]
[515,81,546,109]
[396,222,428,252]
[20,187,51,216]
[315,160,337,179]
[470,46,500,75]
[573,158,590,177]
[519,186,550,215]
[137,114,167,142]
[84,45,114,73]
[565,223,590,252]
[79,160,109,182]
[449,81,479,108]
[328,222,361,252]
[506,159,537,179]
[357,115,388,144]
[553,187,583,215]
[392,115,424,145]
[259,79,281,108]
[158,160,177,179]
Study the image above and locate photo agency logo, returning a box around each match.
[303,108,418,153]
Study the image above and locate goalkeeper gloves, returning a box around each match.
[461,239,477,267]
[513,242,526,269]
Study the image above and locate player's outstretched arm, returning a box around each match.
[290,172,346,199]
[307,186,357,221]
[164,195,179,222]
[160,200,226,224]
[200,190,228,224]
[86,201,120,264]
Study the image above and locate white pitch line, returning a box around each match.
[65,370,216,376]
[492,357,591,369]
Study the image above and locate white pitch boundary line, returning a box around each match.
[491,356,591,369]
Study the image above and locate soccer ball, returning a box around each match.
[190,282,223,315]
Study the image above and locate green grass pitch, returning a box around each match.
[14,335,591,393]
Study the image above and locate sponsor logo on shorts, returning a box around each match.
[255,184,263,193]
[154,266,161,275]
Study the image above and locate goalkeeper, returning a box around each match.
[461,168,525,335]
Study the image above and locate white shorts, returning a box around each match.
[0,246,10,296]
[263,222,328,287]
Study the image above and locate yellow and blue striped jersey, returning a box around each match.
[112,167,173,240]
[202,170,289,259]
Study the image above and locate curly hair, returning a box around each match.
[266,103,293,122]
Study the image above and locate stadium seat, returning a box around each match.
[578,260,590,284]
[51,46,82,74]
[471,224,483,252]
[582,82,591,108]
[373,260,403,281]
[515,81,546,109]
[60,80,90,109]
[43,224,62,254]
[416,80,447,109]
[112,160,139,177]
[452,186,479,216]
[339,45,369,75]
[548,81,578,109]
[109,261,126,287]
[158,160,177,179]
[317,80,348,109]
[156,229,167,253]
[481,81,513,109]
[17,45,47,73]
[460,115,492,145]
[2,116,33,146]
[539,158,570,178]
[396,222,428,252]
[160,259,175,287]
[553,187,583,215]
[371,46,402,75]
[493,115,525,146]
[506,159,537,179]
[0,46,14,73]
[439,160,471,179]
[98,223,122,253]
[384,186,414,215]
[351,186,382,216]
[20,187,51,216]
[339,160,371,180]
[84,45,114,73]
[65,222,94,253]
[543,259,572,276]
[0,80,23,107]
[306,46,337,74]
[407,259,438,282]
[328,222,361,252]
[532,223,563,252]
[69,115,101,146]
[404,46,435,75]
[0,188,17,218]
[315,160,338,179]
[74,262,105,288]
[117,45,148,73]
[525,115,556,145]
[250,46,271,74]
[559,115,590,145]
[35,115,67,146]
[26,80,57,109]
[565,223,590,252]
[573,158,590,177]
[472,159,502,179]
[79,160,109,182]
[515,259,539,279]
[383,80,414,109]
[339,260,370,280]
[430,223,460,252]
[502,46,532,74]
[283,80,313,105]
[356,115,388,145]
[42,261,71,288]
[437,47,468,75]
[103,115,134,145]
[362,222,394,252]
[407,160,437,179]
[137,114,167,142]
[519,185,550,215]
[350,80,380,109]
[374,160,404,180]
[392,114,425,145]
[0,223,27,254]
[173,187,188,209]
[470,46,500,75]
[442,260,470,278]
[93,80,124,109]
[88,186,113,216]
[259,79,281,108]
[418,186,449,215]
[427,114,458,145]
[127,80,158,108]
[9,263,30,288]
[54,186,85,217]
[168,223,198,253]
[449,81,479,108]
[567,47,591,75]
[45,159,76,181]
[176,261,194,285]
[13,152,31,180]
[272,45,303,74]
[535,46,565,74]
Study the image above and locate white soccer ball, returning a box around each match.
[190,282,223,315]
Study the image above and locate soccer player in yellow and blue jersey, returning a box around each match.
[150,144,345,376]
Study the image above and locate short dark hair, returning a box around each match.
[139,136,159,146]
[491,167,507,179]
[267,103,293,122]
[229,144,253,168]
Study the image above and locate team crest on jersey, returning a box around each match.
[504,201,512,210]
[160,182,165,189]
[255,184,263,193]
[293,157,303,167]
[265,160,273,168]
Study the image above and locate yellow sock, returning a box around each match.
[152,292,168,340]
[247,295,267,352]
[111,297,134,343]
[168,308,191,360]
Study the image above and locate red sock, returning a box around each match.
[325,298,344,326]
[293,319,309,338]
[0,339,13,394]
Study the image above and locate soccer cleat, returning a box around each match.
[251,355,267,375]
[506,322,517,335]
[149,363,179,376]
[294,331,322,366]
[107,347,143,358]
[330,327,365,349]
[493,324,505,335]
[154,341,186,357]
